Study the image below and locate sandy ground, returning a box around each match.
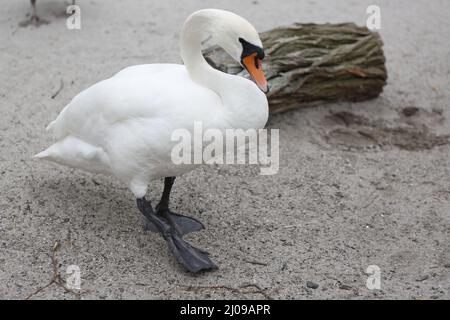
[0,0,449,300]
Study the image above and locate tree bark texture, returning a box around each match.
[204,23,387,114]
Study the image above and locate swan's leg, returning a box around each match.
[145,177,204,236]
[137,197,217,273]
[20,0,49,27]
[30,0,38,18]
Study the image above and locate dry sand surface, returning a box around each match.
[0,0,449,299]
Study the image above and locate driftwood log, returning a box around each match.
[204,23,387,114]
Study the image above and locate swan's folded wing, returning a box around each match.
[47,64,221,146]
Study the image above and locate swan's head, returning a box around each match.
[209,10,269,93]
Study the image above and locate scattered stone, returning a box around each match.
[339,284,353,290]
[432,107,443,115]
[335,191,345,198]
[306,281,319,289]
[401,106,419,117]
[415,275,429,282]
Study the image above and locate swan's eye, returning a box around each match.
[257,50,265,61]
[239,37,264,63]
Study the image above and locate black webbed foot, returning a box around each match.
[137,198,217,273]
[166,233,217,273]
[20,0,49,27]
[145,209,204,236]
[19,14,49,27]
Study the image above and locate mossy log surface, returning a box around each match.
[204,23,387,114]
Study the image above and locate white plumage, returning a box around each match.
[35,9,269,199]
[35,8,270,273]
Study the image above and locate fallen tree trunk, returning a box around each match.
[204,23,387,114]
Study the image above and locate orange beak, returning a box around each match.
[242,53,269,93]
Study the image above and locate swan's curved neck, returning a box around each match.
[180,12,231,96]
[179,11,268,129]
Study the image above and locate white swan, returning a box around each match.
[35,9,269,273]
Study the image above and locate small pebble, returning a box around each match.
[402,106,419,117]
[306,281,319,289]
[415,275,429,282]
[339,284,352,290]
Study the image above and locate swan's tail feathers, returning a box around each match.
[32,136,110,174]
[46,120,56,131]
[33,149,51,160]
